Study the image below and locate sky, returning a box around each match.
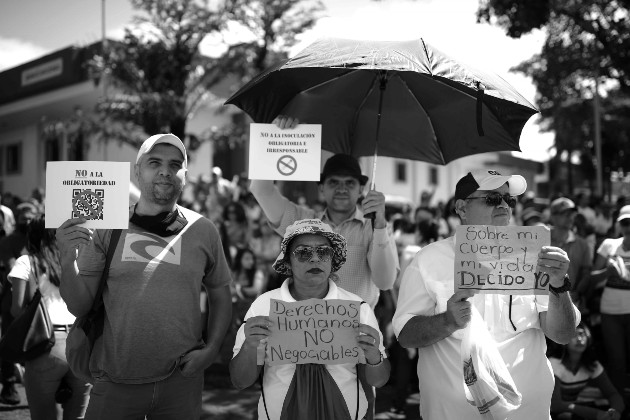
[0,0,554,161]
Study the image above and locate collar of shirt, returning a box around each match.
[279,278,339,302]
[320,206,366,227]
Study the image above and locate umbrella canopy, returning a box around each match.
[225,37,538,165]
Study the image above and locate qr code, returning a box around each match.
[72,189,104,220]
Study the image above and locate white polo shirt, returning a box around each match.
[392,236,578,420]
[233,279,386,420]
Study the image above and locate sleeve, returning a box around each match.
[274,197,316,236]
[367,227,400,290]
[596,239,613,259]
[203,221,233,289]
[7,255,32,284]
[392,252,436,337]
[591,361,604,379]
[232,294,271,357]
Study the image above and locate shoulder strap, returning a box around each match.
[88,229,122,314]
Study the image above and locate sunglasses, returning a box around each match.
[620,219,630,227]
[466,192,517,208]
[291,245,334,262]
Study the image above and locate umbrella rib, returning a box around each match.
[349,72,380,152]
[394,74,447,165]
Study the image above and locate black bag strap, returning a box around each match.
[88,229,122,314]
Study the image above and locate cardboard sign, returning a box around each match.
[248,123,322,181]
[454,225,551,295]
[266,298,361,366]
[45,161,130,229]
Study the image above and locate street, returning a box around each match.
[0,366,422,420]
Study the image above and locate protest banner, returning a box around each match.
[45,161,130,229]
[455,225,551,295]
[266,298,361,366]
[248,123,322,181]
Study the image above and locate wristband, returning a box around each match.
[549,274,571,297]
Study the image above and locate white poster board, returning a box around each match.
[248,123,322,181]
[454,225,551,295]
[45,161,130,229]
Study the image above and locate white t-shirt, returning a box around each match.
[232,279,386,420]
[392,236,580,420]
[8,255,75,325]
[596,237,630,314]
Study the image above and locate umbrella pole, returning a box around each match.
[370,73,387,191]
[367,73,387,230]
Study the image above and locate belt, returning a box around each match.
[53,324,73,332]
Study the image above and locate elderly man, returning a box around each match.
[56,134,232,419]
[393,169,579,420]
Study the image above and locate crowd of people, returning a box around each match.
[0,126,628,420]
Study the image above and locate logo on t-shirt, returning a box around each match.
[121,233,181,265]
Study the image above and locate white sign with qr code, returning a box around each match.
[45,161,130,229]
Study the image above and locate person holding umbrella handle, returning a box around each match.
[250,116,399,311]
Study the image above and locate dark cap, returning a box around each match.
[455,169,527,200]
[320,154,368,185]
[550,197,577,215]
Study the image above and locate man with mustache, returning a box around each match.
[393,169,580,420]
[250,116,398,309]
[56,134,232,419]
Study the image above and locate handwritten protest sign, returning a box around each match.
[455,225,551,295]
[248,123,322,181]
[45,161,130,229]
[266,298,361,366]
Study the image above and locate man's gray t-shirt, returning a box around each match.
[77,206,231,383]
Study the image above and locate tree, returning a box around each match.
[48,0,324,158]
[477,0,630,194]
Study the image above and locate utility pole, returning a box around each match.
[594,77,603,197]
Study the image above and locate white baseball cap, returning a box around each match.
[455,169,527,200]
[136,134,187,167]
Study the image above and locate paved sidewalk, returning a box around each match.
[0,366,422,420]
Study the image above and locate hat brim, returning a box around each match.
[272,227,347,275]
[320,173,369,185]
[478,175,527,196]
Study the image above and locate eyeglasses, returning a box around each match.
[466,192,517,208]
[291,245,334,262]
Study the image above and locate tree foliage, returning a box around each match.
[477,0,630,193]
[55,0,323,156]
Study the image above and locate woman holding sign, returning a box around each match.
[230,219,390,420]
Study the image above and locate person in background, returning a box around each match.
[220,201,250,264]
[0,202,38,406]
[521,206,545,227]
[548,198,594,312]
[9,215,90,420]
[550,323,624,420]
[590,205,630,404]
[394,169,580,420]
[0,193,15,238]
[249,214,282,291]
[230,247,266,323]
[230,219,390,420]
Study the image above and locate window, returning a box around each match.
[395,161,407,183]
[6,143,21,175]
[45,136,61,162]
[429,166,438,185]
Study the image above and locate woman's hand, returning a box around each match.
[356,324,382,365]
[243,315,272,348]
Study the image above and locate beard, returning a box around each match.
[140,181,183,205]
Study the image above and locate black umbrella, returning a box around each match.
[226,37,538,185]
